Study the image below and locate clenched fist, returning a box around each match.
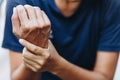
[12,5,51,48]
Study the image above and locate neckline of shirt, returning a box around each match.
[48,0,88,19]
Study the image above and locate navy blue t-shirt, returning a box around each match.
[2,0,120,80]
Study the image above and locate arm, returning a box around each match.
[12,5,50,48]
[19,39,119,80]
[11,5,50,80]
[52,51,118,80]
[10,50,42,80]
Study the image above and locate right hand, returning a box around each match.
[19,39,63,73]
[12,5,51,48]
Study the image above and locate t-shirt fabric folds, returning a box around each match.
[2,0,120,80]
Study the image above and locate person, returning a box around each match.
[2,0,120,80]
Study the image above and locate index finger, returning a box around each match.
[11,7,20,37]
[16,5,29,26]
[19,39,48,55]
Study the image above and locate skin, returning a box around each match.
[11,4,50,80]
[12,5,50,48]
[19,39,119,80]
[10,0,119,80]
[55,0,81,17]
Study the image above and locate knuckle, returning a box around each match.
[38,60,42,65]
[37,21,44,29]
[35,65,41,71]
[44,52,50,59]
[33,47,39,52]
[34,6,41,10]
[39,23,44,29]
[24,5,34,10]
[30,21,39,28]
[12,30,20,37]
[39,60,44,65]
[42,24,51,31]
[23,27,29,32]
[21,21,29,27]
[23,53,27,58]
[13,28,20,35]
[16,5,24,13]
[23,49,28,57]
[44,23,51,28]
[11,15,16,21]
[32,68,37,72]
[12,29,17,34]
[47,20,51,25]
[21,26,30,33]
[23,58,26,63]
[25,21,39,29]
[37,23,50,30]
[24,5,31,8]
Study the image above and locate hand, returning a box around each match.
[12,5,51,48]
[19,39,63,72]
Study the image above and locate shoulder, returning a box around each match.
[6,0,33,7]
[106,0,120,5]
[11,0,34,5]
[6,0,48,9]
[102,0,120,13]
[8,0,46,5]
[97,0,120,21]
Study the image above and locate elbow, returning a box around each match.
[94,72,113,80]
[97,76,113,80]
[99,77,113,80]
[11,72,18,80]
[11,72,23,80]
[103,75,114,80]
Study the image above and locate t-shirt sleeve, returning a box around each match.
[98,0,120,51]
[2,0,30,53]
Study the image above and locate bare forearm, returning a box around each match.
[52,58,110,80]
[12,63,41,80]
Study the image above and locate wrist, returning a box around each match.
[51,57,67,76]
[26,38,48,49]
[21,62,34,73]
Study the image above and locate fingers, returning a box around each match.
[23,48,44,64]
[16,5,29,26]
[13,5,51,48]
[24,5,37,20]
[24,57,43,72]
[12,7,20,37]
[19,39,48,55]
[41,11,51,34]
[24,60,38,72]
[22,48,45,72]
[41,11,51,27]
[13,5,51,31]
[34,7,45,29]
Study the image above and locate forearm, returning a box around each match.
[12,63,41,80]
[52,58,110,80]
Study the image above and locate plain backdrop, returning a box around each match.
[0,0,10,80]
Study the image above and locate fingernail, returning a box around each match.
[19,39,24,44]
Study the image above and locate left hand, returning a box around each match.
[12,5,51,48]
[19,39,63,72]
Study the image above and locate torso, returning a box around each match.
[33,0,102,80]
[5,0,117,80]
